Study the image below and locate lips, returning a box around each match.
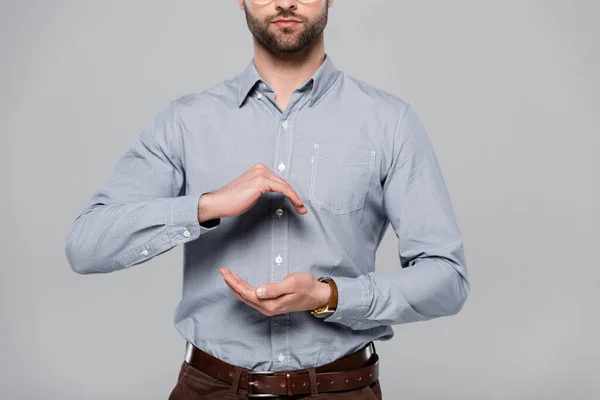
[272,18,301,23]
[272,18,302,28]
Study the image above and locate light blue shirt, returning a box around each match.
[65,54,470,372]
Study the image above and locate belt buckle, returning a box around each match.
[247,370,280,398]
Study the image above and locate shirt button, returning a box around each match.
[257,93,263,99]
[275,255,283,264]
[278,162,285,172]
[183,230,191,238]
[282,120,288,129]
[140,249,149,256]
[276,208,283,217]
[278,353,285,362]
[262,83,268,90]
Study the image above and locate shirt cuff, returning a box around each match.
[322,275,371,328]
[167,194,220,246]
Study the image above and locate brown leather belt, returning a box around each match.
[184,341,379,397]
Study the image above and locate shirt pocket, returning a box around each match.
[309,142,376,215]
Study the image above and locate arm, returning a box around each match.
[323,104,470,330]
[65,100,220,274]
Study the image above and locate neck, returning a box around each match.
[252,35,326,98]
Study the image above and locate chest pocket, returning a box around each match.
[309,142,376,215]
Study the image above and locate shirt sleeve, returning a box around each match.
[323,103,470,330]
[65,100,221,274]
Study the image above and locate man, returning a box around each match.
[65,0,470,398]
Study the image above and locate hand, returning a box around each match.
[219,268,330,317]
[198,163,307,223]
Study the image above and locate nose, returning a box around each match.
[273,0,298,11]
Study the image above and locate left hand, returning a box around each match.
[219,268,330,317]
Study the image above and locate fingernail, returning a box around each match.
[256,287,266,298]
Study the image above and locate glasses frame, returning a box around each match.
[249,0,318,5]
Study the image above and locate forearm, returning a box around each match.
[324,242,470,330]
[326,259,470,330]
[65,193,217,274]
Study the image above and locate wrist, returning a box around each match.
[316,281,331,308]
[198,192,219,223]
[316,278,338,309]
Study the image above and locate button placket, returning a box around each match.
[268,89,308,369]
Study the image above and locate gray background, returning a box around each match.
[1,0,598,399]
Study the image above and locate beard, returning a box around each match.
[243,5,328,54]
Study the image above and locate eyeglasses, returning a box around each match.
[249,0,318,4]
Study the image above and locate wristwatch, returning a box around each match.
[310,277,338,319]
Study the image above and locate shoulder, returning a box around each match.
[168,75,240,116]
[339,73,411,118]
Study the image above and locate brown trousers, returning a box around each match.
[168,361,383,400]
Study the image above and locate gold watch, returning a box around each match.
[310,277,338,318]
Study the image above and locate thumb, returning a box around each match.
[256,283,280,299]
[256,279,293,299]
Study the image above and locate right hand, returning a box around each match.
[198,163,308,223]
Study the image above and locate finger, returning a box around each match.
[256,277,296,299]
[222,274,256,304]
[220,269,259,302]
[225,275,300,316]
[264,180,307,212]
[254,167,289,186]
[223,278,245,302]
[220,269,297,316]
[223,275,273,315]
[248,165,307,213]
[222,268,255,292]
[247,165,293,192]
[251,168,307,213]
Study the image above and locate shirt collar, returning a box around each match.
[236,53,340,108]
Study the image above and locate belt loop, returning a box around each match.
[228,366,243,397]
[308,367,319,397]
[286,372,293,396]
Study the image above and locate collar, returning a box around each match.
[236,53,340,107]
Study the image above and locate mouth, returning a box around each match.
[271,18,302,28]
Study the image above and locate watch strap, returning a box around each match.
[311,277,338,318]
